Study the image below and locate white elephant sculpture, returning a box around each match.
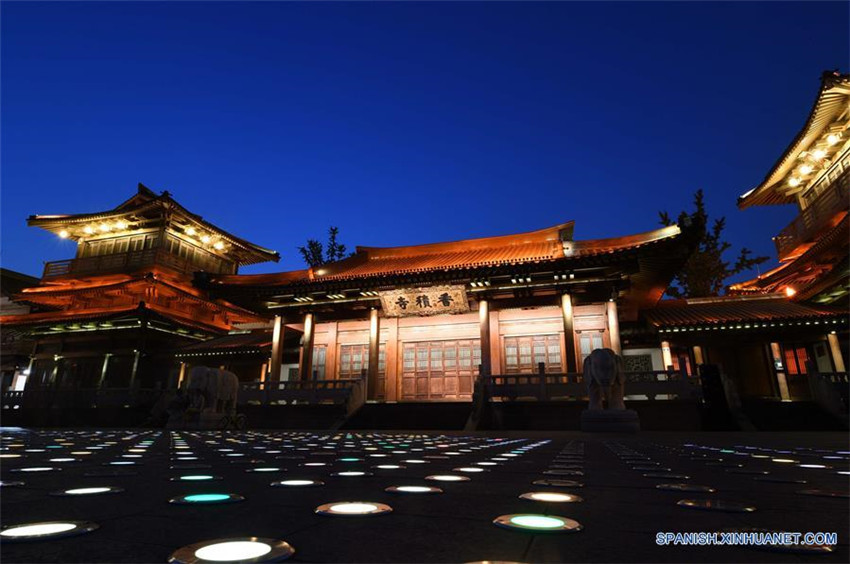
[186,366,239,414]
[583,348,626,410]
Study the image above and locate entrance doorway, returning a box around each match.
[400,340,480,400]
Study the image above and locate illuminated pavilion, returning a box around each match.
[0,184,279,392]
[645,70,849,402]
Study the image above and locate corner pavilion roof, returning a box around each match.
[2,271,266,333]
[28,184,280,266]
[208,222,685,288]
[738,71,850,208]
[644,294,845,329]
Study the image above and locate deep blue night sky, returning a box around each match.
[2,1,847,284]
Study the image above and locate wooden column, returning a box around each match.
[692,345,705,366]
[367,308,381,399]
[299,312,315,381]
[270,315,285,383]
[606,300,621,354]
[177,362,187,389]
[97,353,111,389]
[770,341,790,401]
[129,350,141,388]
[478,299,492,375]
[384,317,400,401]
[660,341,673,370]
[560,293,578,372]
[827,333,846,372]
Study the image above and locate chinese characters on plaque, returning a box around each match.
[379,285,470,317]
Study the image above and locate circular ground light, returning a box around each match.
[330,471,373,477]
[168,537,294,563]
[656,483,716,493]
[0,521,99,543]
[245,468,284,473]
[425,475,470,482]
[0,481,25,488]
[169,493,245,505]
[271,480,324,487]
[519,492,583,503]
[373,464,406,470]
[51,486,124,496]
[11,467,60,473]
[385,485,443,494]
[171,475,222,482]
[677,499,756,512]
[315,502,392,516]
[532,478,583,487]
[493,514,582,533]
[542,470,583,476]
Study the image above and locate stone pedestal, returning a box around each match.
[580,409,640,433]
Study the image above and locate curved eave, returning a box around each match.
[27,189,280,266]
[739,71,850,209]
[355,221,575,258]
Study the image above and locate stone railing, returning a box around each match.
[482,367,701,402]
[239,378,365,414]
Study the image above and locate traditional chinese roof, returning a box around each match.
[3,272,265,333]
[208,222,683,287]
[738,71,850,208]
[644,294,845,329]
[0,303,223,336]
[728,213,849,303]
[176,330,273,352]
[28,184,280,266]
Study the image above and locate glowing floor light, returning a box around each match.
[385,485,443,494]
[315,502,392,516]
[271,480,324,487]
[0,521,98,542]
[493,514,582,532]
[12,467,59,473]
[519,492,583,503]
[169,493,245,505]
[453,467,485,473]
[246,467,283,473]
[426,475,470,482]
[52,487,123,496]
[374,464,405,470]
[169,537,294,563]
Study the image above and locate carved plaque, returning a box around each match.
[379,285,470,317]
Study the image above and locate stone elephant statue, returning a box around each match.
[583,348,626,410]
[186,366,239,414]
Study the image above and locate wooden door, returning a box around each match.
[577,330,606,371]
[400,340,479,400]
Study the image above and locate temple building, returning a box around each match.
[646,70,849,402]
[0,185,279,392]
[197,220,699,402]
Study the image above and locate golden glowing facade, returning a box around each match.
[0,185,278,391]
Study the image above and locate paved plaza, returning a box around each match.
[0,428,848,563]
